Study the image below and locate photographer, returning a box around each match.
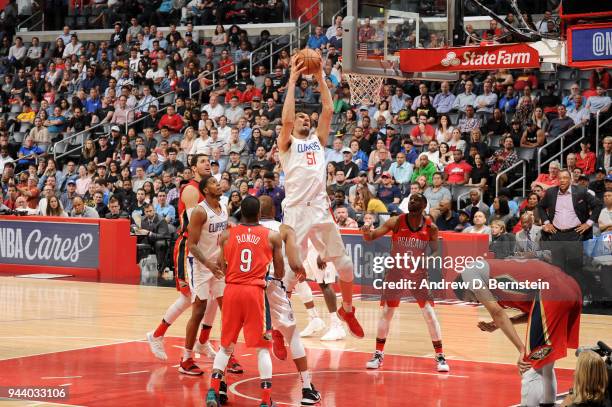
[562,350,611,407]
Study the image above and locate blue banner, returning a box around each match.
[571,27,612,62]
[0,220,99,268]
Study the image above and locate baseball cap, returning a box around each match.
[387,124,399,131]
[606,174,612,182]
[67,179,76,185]
[596,167,606,174]
[381,171,391,178]
[358,170,368,177]
[211,161,219,166]
[341,147,352,154]
[111,125,120,132]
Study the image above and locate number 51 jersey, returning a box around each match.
[224,224,273,287]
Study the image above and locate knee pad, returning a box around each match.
[331,255,354,282]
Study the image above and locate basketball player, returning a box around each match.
[259,196,321,405]
[181,176,228,375]
[455,258,582,407]
[278,55,363,338]
[206,196,284,407]
[362,193,450,372]
[146,155,218,361]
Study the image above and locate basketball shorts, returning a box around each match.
[304,241,337,284]
[524,279,582,369]
[221,284,272,349]
[380,267,433,308]
[265,277,296,330]
[283,203,346,262]
[173,235,190,296]
[186,257,226,303]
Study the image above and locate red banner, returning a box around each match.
[399,43,540,72]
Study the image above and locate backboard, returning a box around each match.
[342,0,460,81]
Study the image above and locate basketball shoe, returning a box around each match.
[227,355,244,374]
[366,351,384,369]
[320,318,346,341]
[299,316,325,337]
[178,357,204,375]
[205,389,219,407]
[435,354,450,372]
[337,306,365,338]
[301,384,321,406]
[146,331,168,360]
[194,341,217,358]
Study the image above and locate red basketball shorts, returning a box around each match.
[525,277,582,369]
[380,267,433,308]
[220,284,272,349]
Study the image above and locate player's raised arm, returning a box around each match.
[269,231,285,279]
[362,216,399,241]
[314,64,332,147]
[279,57,307,153]
[279,224,305,278]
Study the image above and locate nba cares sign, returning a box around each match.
[399,43,540,72]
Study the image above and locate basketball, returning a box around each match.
[296,48,322,75]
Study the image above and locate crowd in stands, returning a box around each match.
[0,9,611,281]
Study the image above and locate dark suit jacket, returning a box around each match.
[538,185,602,237]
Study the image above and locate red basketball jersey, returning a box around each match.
[224,224,272,287]
[391,215,432,259]
[178,179,204,236]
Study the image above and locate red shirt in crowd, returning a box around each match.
[575,151,596,175]
[444,160,472,184]
[158,113,184,133]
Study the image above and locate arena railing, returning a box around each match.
[536,123,586,175]
[17,10,44,32]
[295,1,324,50]
[495,159,527,198]
[595,109,612,158]
[124,90,176,135]
[248,33,295,77]
[53,120,109,162]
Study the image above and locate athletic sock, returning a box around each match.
[211,371,223,393]
[261,381,272,404]
[299,370,312,389]
[183,348,194,360]
[306,307,319,318]
[432,340,443,354]
[376,338,386,352]
[330,312,341,325]
[153,320,170,338]
[199,324,212,344]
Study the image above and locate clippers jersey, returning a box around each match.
[224,224,272,287]
[178,179,205,237]
[391,215,432,260]
[195,200,228,269]
[279,133,327,208]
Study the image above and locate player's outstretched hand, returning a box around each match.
[477,320,497,332]
[517,350,532,375]
[289,55,308,83]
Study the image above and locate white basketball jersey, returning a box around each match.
[195,200,228,268]
[279,133,328,208]
[260,219,288,275]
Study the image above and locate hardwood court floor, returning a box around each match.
[0,277,610,406]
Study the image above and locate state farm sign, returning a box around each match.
[399,43,540,72]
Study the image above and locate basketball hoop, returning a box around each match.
[345,73,384,105]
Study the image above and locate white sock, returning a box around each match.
[183,348,193,360]
[213,345,232,371]
[164,294,191,325]
[307,307,319,319]
[299,370,312,389]
[257,348,273,380]
[330,312,341,325]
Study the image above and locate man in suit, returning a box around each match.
[538,169,602,297]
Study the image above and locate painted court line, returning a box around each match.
[117,370,150,376]
[41,376,82,379]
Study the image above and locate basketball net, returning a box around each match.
[345,73,384,105]
[345,60,395,105]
